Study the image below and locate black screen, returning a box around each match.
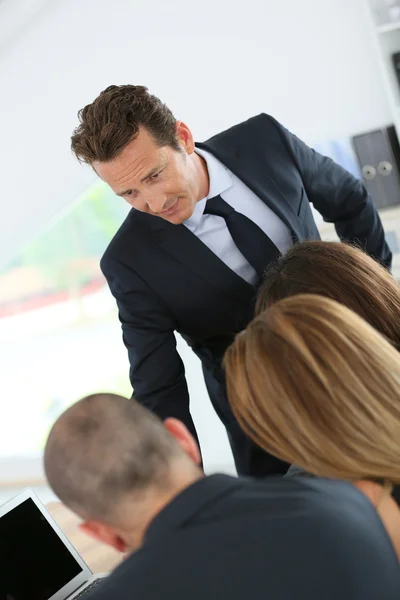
[0,498,82,600]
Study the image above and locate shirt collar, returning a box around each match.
[144,474,243,544]
[184,147,234,233]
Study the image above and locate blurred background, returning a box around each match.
[1,0,400,503]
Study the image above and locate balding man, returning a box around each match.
[44,394,400,600]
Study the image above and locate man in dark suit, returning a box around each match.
[71,84,391,477]
[44,393,400,600]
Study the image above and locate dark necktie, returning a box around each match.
[204,195,281,278]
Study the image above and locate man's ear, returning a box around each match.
[163,418,201,465]
[79,521,127,553]
[175,121,195,154]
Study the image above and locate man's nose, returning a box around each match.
[146,194,169,214]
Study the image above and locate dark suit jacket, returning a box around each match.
[101,114,391,475]
[92,475,400,600]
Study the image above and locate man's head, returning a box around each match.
[44,393,202,554]
[71,85,209,223]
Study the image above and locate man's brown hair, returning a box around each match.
[71,85,180,164]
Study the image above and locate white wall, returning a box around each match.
[0,0,394,477]
[0,0,393,269]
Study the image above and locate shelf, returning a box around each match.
[377,21,400,34]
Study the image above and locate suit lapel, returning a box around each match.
[196,141,302,242]
[146,215,255,305]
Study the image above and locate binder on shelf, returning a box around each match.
[352,126,400,211]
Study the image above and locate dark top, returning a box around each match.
[92,474,400,600]
[101,114,392,476]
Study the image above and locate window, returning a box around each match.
[0,181,130,464]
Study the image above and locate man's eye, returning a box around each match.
[124,190,133,196]
[149,172,161,182]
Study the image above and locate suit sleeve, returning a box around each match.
[101,256,199,444]
[268,115,392,268]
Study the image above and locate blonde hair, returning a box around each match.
[224,294,400,485]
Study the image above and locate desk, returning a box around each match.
[47,502,123,573]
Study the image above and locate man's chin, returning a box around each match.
[157,200,195,225]
[163,207,193,225]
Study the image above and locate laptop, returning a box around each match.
[0,488,107,599]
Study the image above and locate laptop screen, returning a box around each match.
[0,498,83,600]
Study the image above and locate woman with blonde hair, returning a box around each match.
[224,294,400,559]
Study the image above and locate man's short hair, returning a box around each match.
[71,84,180,164]
[44,393,182,521]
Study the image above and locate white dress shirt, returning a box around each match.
[183,147,293,285]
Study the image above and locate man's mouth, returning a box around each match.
[161,198,180,215]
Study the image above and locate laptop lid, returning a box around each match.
[0,488,93,600]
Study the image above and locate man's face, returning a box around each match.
[94,124,206,225]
